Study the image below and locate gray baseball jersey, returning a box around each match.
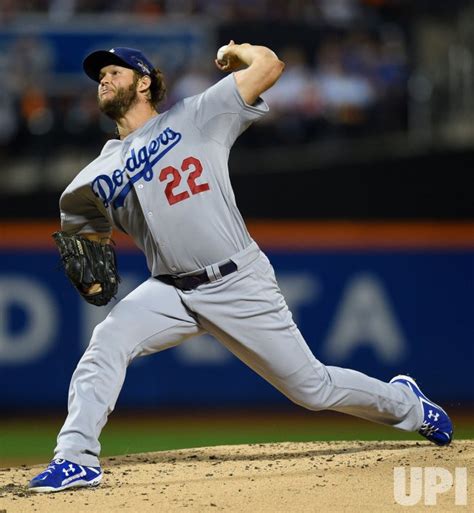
[60,74,268,276]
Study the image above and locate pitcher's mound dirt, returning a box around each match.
[0,440,472,513]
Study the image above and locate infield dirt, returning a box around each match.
[0,440,472,513]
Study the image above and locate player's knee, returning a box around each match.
[86,317,130,363]
[291,395,326,412]
[69,317,130,391]
[284,377,334,411]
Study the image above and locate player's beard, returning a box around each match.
[98,79,139,121]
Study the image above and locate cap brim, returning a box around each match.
[83,50,134,82]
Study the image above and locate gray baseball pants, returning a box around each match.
[55,242,422,466]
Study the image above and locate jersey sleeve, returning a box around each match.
[59,185,112,235]
[186,73,269,147]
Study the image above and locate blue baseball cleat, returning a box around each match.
[390,374,453,446]
[29,458,103,493]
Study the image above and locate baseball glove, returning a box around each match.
[52,231,120,306]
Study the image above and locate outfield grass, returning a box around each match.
[1,409,472,465]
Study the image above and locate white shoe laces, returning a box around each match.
[419,420,439,437]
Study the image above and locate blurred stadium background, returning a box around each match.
[0,0,473,466]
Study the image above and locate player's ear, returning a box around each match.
[137,75,152,94]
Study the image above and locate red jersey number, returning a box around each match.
[159,157,210,206]
[184,157,211,195]
[159,166,190,206]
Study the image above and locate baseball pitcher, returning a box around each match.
[28,41,452,492]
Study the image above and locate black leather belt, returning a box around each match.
[156,261,237,291]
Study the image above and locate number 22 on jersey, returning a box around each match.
[159,156,210,206]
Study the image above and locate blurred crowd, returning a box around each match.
[0,24,408,157]
[258,28,408,145]
[0,0,397,24]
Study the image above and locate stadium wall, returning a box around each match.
[0,221,472,409]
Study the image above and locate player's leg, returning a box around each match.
[179,252,423,432]
[54,277,203,467]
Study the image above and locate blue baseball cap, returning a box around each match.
[83,47,155,82]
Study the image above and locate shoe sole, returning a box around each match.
[29,474,103,493]
[390,374,448,413]
[390,374,423,394]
